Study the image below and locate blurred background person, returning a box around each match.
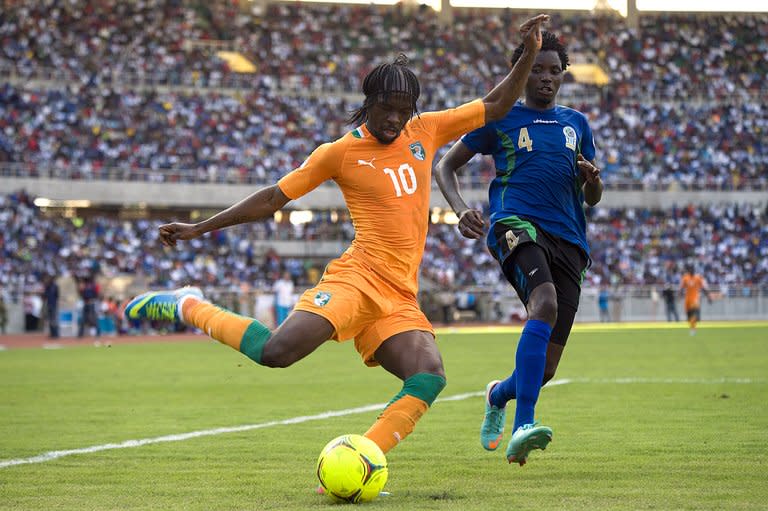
[43,275,60,339]
[272,271,295,326]
[77,275,101,338]
[662,282,679,322]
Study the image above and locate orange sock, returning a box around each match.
[363,372,446,454]
[182,298,272,363]
[364,395,428,454]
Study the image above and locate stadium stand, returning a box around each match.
[2,190,765,292]
[0,1,766,332]
[2,3,767,190]
[1,84,765,190]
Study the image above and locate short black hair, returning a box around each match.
[347,53,420,126]
[510,31,569,70]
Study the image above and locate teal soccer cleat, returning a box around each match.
[480,380,506,451]
[124,286,203,323]
[506,422,553,466]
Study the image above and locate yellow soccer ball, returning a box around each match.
[316,434,388,503]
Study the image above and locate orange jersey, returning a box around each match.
[278,99,485,295]
[680,273,706,307]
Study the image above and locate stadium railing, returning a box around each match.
[1,282,764,336]
[1,162,765,192]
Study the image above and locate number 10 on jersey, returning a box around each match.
[383,163,417,197]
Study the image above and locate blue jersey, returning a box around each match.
[462,101,596,255]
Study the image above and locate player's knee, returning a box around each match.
[259,339,298,368]
[429,373,447,401]
[405,372,446,406]
[527,283,558,326]
[420,358,446,380]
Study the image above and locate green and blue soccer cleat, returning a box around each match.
[480,380,506,451]
[506,422,552,466]
[124,286,203,322]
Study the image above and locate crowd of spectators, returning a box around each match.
[0,0,231,88]
[0,84,348,184]
[1,3,767,190]
[1,4,766,329]
[2,192,765,307]
[0,191,333,300]
[2,2,766,100]
[1,81,765,190]
[427,201,768,290]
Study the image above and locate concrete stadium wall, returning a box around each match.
[2,177,765,210]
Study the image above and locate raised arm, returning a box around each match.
[482,14,548,123]
[434,141,485,239]
[158,184,291,247]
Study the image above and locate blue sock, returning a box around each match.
[489,369,516,408]
[512,319,552,431]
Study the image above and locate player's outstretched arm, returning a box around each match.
[158,185,291,247]
[435,141,485,240]
[481,14,548,123]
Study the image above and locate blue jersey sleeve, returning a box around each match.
[580,117,596,161]
[460,122,497,155]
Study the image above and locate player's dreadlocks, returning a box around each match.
[510,31,569,70]
[347,53,421,126]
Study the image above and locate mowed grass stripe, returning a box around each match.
[3,376,762,470]
[1,327,766,511]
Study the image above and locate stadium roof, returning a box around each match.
[568,64,610,86]
[216,52,257,73]
[288,0,768,15]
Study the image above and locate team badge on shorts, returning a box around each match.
[409,141,426,161]
[314,291,332,307]
[506,230,520,251]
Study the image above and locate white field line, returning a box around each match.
[0,377,762,470]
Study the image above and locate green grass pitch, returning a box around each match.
[1,323,766,510]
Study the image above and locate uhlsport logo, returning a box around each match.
[314,291,332,307]
[409,141,426,161]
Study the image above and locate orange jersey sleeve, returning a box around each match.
[414,99,486,148]
[277,140,348,200]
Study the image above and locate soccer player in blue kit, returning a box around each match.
[435,31,603,466]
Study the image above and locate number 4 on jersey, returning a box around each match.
[518,127,533,152]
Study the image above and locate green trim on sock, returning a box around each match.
[239,321,272,365]
[387,373,446,407]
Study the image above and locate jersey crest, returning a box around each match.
[314,291,332,307]
[563,126,577,151]
[409,141,426,161]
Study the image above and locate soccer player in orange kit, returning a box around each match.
[680,264,712,335]
[125,14,549,457]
